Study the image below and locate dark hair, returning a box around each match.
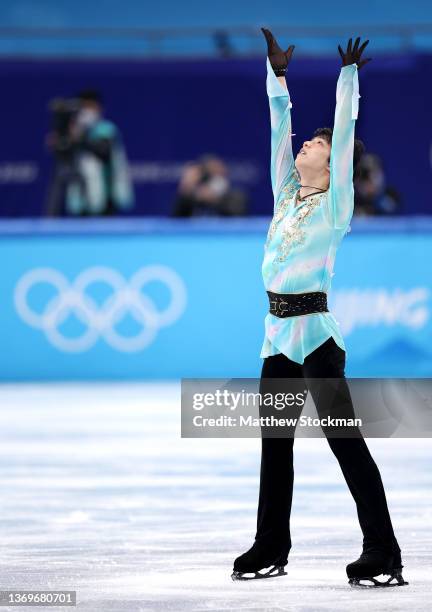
[77,89,102,105]
[312,127,365,174]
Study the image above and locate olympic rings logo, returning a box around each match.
[14,266,187,353]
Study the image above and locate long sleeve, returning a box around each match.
[266,57,297,208]
[328,63,360,229]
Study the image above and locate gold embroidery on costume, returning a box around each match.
[276,194,325,261]
[265,195,292,245]
[265,190,326,261]
[265,178,299,246]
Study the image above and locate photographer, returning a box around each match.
[354,153,402,216]
[45,90,134,217]
[172,154,247,217]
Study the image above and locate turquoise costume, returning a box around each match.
[261,58,359,364]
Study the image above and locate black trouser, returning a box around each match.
[255,337,401,564]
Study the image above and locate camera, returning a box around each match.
[48,97,81,157]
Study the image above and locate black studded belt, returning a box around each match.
[267,291,328,318]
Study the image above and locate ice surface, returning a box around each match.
[0,382,430,611]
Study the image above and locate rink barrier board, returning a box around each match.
[0,217,431,380]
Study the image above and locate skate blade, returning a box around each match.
[349,572,409,588]
[231,565,287,581]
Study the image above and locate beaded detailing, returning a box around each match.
[265,168,328,261]
[265,175,300,248]
[275,191,327,262]
[267,290,328,318]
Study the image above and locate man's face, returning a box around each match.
[76,101,102,129]
[295,136,331,175]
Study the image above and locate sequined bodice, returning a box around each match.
[265,179,329,267]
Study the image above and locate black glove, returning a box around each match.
[261,28,295,76]
[338,37,372,70]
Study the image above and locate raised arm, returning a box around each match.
[261,28,298,206]
[329,37,371,229]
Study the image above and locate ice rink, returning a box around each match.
[0,382,430,611]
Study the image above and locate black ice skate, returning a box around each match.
[346,550,408,588]
[231,541,287,581]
